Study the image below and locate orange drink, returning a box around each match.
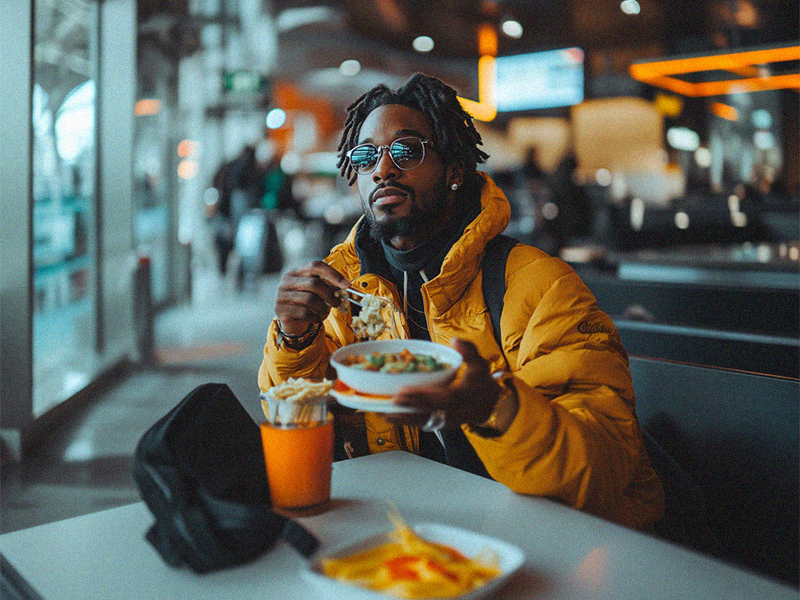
[259,416,334,512]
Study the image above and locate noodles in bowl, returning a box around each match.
[331,340,462,396]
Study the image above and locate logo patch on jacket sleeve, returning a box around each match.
[578,320,614,335]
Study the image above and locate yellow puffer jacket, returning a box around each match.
[258,173,665,529]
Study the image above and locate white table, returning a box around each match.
[1,452,796,600]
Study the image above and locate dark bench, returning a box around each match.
[580,270,799,337]
[629,356,799,586]
[616,319,798,378]
[575,270,799,377]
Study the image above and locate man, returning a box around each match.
[258,73,664,529]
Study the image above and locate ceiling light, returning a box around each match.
[275,7,338,32]
[674,211,690,229]
[751,108,772,129]
[694,147,712,168]
[666,127,700,151]
[266,108,287,129]
[731,211,748,227]
[177,159,198,180]
[177,139,197,158]
[339,59,361,76]
[620,0,641,15]
[501,20,523,38]
[595,169,613,186]
[412,36,434,53]
[630,197,645,231]
[754,130,775,150]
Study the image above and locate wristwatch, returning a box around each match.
[471,379,518,438]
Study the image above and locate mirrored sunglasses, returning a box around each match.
[346,137,433,175]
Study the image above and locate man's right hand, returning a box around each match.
[274,260,352,336]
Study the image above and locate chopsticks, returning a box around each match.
[341,288,367,308]
[346,288,402,313]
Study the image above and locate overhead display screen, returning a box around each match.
[495,47,585,112]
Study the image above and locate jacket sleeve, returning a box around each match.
[258,245,360,392]
[465,257,664,528]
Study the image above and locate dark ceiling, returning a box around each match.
[274,0,798,59]
[267,0,797,110]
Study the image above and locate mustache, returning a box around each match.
[368,182,415,204]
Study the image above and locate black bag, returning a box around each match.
[133,383,319,573]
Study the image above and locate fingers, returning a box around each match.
[275,261,351,334]
[298,260,352,290]
[387,385,450,427]
[451,338,490,376]
[385,338,498,427]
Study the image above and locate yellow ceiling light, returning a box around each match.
[653,92,683,117]
[629,45,800,97]
[458,23,498,122]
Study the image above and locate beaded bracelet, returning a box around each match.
[275,319,322,350]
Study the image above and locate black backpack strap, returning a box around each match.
[197,476,321,559]
[481,234,518,350]
[281,519,322,557]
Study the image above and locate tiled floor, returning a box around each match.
[1,269,286,534]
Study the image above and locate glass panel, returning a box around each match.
[32,0,98,415]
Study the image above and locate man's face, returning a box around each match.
[353,104,455,250]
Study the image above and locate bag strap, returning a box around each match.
[481,234,517,350]
[198,489,320,557]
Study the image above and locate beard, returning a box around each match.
[366,176,449,245]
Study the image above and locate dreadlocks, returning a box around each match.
[336,73,490,185]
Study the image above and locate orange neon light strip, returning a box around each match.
[458,55,497,121]
[644,72,800,97]
[710,102,739,121]
[458,24,498,122]
[629,45,800,97]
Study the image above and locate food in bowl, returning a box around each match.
[341,349,450,373]
[330,340,463,396]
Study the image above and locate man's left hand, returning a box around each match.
[384,338,500,429]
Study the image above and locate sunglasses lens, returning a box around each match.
[390,138,424,169]
[349,145,379,174]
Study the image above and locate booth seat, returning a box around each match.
[629,356,799,586]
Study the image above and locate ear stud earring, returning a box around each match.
[451,183,459,190]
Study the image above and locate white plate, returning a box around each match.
[303,522,525,600]
[330,340,462,396]
[329,388,419,413]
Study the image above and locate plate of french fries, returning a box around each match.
[303,510,524,599]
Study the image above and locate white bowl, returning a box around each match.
[330,339,462,396]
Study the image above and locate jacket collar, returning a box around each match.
[424,172,511,315]
[344,172,511,314]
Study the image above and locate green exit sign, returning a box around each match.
[222,71,269,94]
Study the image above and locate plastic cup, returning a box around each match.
[259,402,334,515]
